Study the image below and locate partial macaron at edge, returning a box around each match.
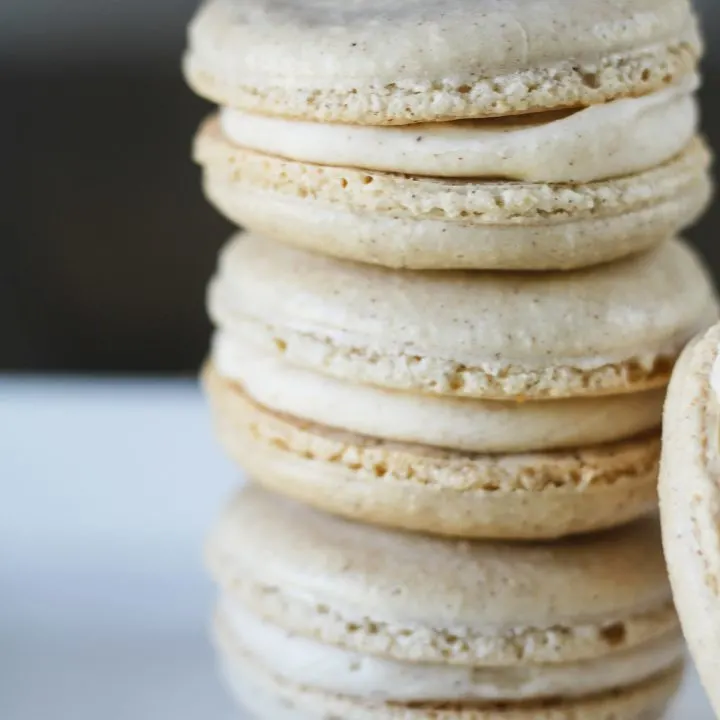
[659,323,720,716]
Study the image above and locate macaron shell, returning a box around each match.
[207,487,675,660]
[204,365,660,539]
[196,120,711,270]
[659,323,720,715]
[208,235,717,400]
[184,0,700,123]
[217,633,683,720]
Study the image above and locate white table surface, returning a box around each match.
[0,377,713,720]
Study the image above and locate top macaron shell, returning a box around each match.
[184,0,701,124]
[209,486,677,667]
[659,323,720,716]
[208,235,717,400]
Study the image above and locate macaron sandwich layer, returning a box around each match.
[187,0,709,270]
[208,488,684,720]
[204,234,716,538]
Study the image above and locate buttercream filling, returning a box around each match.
[218,601,683,703]
[212,335,664,454]
[219,77,698,183]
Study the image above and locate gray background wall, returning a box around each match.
[3,1,719,372]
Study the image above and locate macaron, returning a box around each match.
[186,0,709,270]
[208,486,685,720]
[203,234,715,538]
[659,322,720,715]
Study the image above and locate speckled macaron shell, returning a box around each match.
[184,0,701,124]
[659,322,720,716]
[195,120,711,271]
[209,488,684,715]
[208,234,717,401]
[216,641,683,720]
[204,365,660,539]
[207,487,679,669]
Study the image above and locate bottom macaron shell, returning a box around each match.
[196,120,711,271]
[217,640,683,720]
[203,170,695,272]
[204,365,659,539]
[660,323,720,716]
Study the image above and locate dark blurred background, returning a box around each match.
[3,0,720,373]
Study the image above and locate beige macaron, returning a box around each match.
[204,234,715,538]
[659,322,720,716]
[208,234,716,401]
[208,487,684,720]
[186,0,708,271]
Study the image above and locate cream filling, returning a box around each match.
[212,335,664,453]
[219,78,698,183]
[218,602,683,703]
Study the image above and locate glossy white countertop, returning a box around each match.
[0,377,713,720]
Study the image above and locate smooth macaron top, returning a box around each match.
[208,235,716,399]
[209,487,673,637]
[208,488,678,670]
[184,0,700,123]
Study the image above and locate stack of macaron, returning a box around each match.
[183,0,717,717]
